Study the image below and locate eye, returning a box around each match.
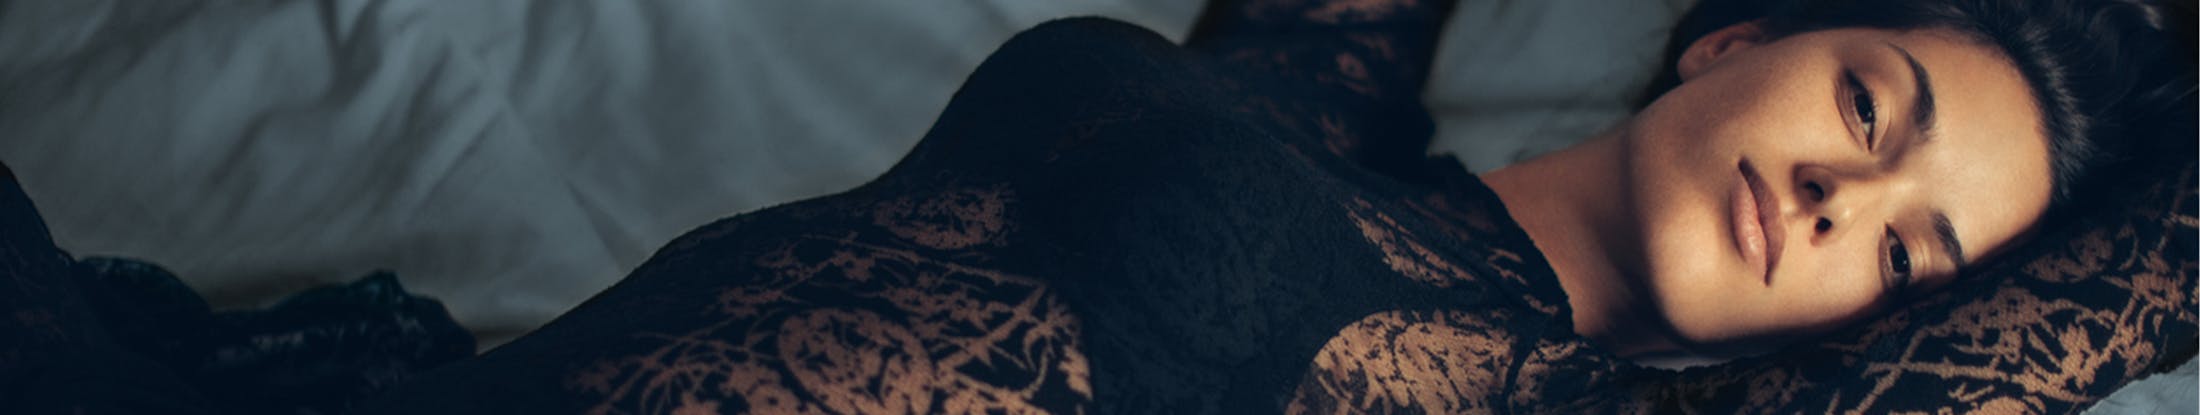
[1845,72,1880,149]
[1882,226,1914,292]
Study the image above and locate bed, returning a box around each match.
[0,1,2187,412]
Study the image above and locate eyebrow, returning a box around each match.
[1891,42,1959,272]
[1932,210,1967,272]
[1886,42,1939,143]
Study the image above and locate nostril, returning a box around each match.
[1815,218,1833,233]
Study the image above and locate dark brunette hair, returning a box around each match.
[1640,0,2196,228]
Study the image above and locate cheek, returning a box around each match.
[1622,68,1815,203]
[1620,55,1880,344]
[1620,88,1767,342]
[1642,220,1895,346]
[1621,82,1779,292]
[1651,60,1837,157]
[1756,241,1896,334]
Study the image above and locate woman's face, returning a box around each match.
[1620,24,2051,353]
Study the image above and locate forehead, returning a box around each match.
[1882,28,2055,258]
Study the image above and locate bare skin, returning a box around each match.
[1485,22,2054,359]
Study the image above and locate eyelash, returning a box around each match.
[1845,72,1880,149]
[1882,226,1914,293]
[1848,72,1911,294]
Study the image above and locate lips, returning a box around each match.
[1735,160,1787,285]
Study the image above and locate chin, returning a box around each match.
[1649,281,1743,349]
[1617,123,1774,354]
[1637,233,1775,354]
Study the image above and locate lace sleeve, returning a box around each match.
[1185,0,1459,180]
[1653,164,2199,414]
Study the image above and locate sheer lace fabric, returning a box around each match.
[303,2,2200,413]
[366,1,1626,411]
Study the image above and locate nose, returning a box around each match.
[1793,164,1891,243]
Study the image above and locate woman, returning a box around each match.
[5,0,2190,413]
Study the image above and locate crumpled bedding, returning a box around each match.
[0,0,1205,346]
[0,0,2188,412]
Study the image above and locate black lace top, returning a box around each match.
[359,2,2197,413]
[354,1,1662,411]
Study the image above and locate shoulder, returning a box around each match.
[987,17,1181,69]
[953,17,1191,104]
[893,17,1264,180]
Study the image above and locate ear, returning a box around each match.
[1677,21,1768,80]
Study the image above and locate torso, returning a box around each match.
[360,17,1650,414]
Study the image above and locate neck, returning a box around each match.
[1481,128,1683,359]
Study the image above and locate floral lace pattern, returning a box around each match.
[1287,308,1520,414]
[384,182,1091,415]
[365,2,2193,413]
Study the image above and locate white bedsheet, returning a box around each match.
[0,1,2184,412]
[0,0,1198,345]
